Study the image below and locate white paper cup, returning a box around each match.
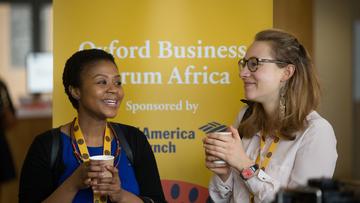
[211,132,232,165]
[89,155,114,178]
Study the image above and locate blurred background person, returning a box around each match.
[0,78,17,199]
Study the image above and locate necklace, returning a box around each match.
[70,117,121,203]
[69,117,121,166]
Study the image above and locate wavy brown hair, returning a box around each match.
[238,29,321,140]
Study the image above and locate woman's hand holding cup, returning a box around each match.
[203,126,254,181]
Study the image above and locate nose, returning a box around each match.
[107,83,120,93]
[239,65,251,79]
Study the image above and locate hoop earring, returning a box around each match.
[279,86,286,119]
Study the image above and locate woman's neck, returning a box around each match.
[262,101,278,118]
[77,114,107,147]
[261,99,281,134]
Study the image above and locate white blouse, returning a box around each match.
[209,108,338,203]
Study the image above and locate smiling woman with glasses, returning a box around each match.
[203,29,337,203]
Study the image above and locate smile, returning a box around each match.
[103,99,118,106]
[244,82,256,87]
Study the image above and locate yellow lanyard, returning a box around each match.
[250,132,280,203]
[72,117,112,203]
[255,133,280,170]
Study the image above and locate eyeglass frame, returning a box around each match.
[238,56,289,72]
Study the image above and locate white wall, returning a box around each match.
[355,21,360,101]
[0,4,27,107]
[0,4,52,107]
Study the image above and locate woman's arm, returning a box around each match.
[287,118,337,187]
[19,132,55,203]
[208,170,236,203]
[42,162,94,203]
[42,173,81,203]
[19,132,95,203]
[204,126,256,202]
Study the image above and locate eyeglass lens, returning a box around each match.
[239,57,259,72]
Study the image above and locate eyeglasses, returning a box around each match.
[238,56,288,72]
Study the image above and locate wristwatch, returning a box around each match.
[240,164,259,180]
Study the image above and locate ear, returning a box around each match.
[69,86,80,100]
[281,64,295,82]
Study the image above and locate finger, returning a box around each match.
[105,165,118,174]
[205,148,226,161]
[94,186,121,198]
[88,165,104,172]
[204,138,226,148]
[93,183,119,193]
[89,160,104,166]
[206,133,234,143]
[83,178,92,187]
[87,171,106,179]
[205,154,222,162]
[97,177,114,184]
[202,136,208,143]
[229,126,241,140]
[93,184,110,191]
[205,160,228,169]
[104,166,120,183]
[93,188,109,196]
[204,142,227,153]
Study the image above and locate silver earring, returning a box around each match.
[279,86,286,119]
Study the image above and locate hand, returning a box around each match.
[91,165,142,203]
[42,162,96,203]
[204,152,231,181]
[91,165,123,202]
[203,126,254,172]
[68,162,92,190]
[68,160,109,190]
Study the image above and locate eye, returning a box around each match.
[115,81,122,86]
[97,80,107,85]
[247,58,258,68]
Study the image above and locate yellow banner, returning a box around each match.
[54,1,272,202]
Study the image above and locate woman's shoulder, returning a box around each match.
[24,128,60,157]
[110,122,146,142]
[306,111,334,130]
[32,123,69,146]
[110,122,149,153]
[34,128,57,142]
[300,111,336,142]
[110,122,142,134]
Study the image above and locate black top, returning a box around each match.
[19,123,166,203]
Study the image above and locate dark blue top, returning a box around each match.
[58,132,140,203]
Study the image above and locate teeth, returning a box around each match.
[104,99,117,105]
